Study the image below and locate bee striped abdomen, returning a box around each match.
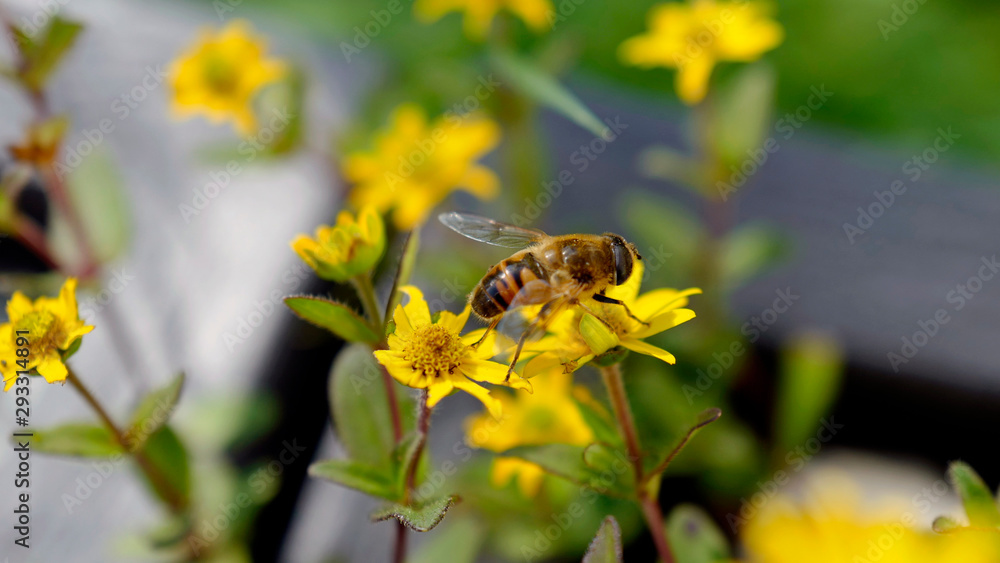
[470,253,546,319]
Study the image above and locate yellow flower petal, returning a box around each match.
[426,379,455,409]
[453,377,502,419]
[619,338,677,364]
[631,308,697,340]
[35,352,68,384]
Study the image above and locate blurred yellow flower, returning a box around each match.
[291,205,386,282]
[169,20,286,135]
[619,0,783,104]
[523,261,700,376]
[346,104,501,230]
[465,370,594,496]
[0,278,94,391]
[414,0,553,39]
[741,474,1000,563]
[375,287,530,418]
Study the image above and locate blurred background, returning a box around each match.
[1,0,999,561]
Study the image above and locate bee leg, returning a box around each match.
[472,317,501,349]
[504,302,555,383]
[592,293,649,326]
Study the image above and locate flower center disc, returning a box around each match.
[404,324,467,377]
[14,310,63,353]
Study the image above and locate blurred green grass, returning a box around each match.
[220,0,1000,168]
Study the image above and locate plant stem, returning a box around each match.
[600,364,676,563]
[404,390,431,501]
[393,521,408,563]
[352,275,382,333]
[66,368,187,513]
[393,390,431,563]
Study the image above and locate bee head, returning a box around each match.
[606,234,640,285]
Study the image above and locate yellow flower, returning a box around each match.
[523,260,700,376]
[375,286,530,418]
[291,205,386,282]
[414,0,553,39]
[465,369,595,496]
[345,104,501,231]
[741,473,1000,563]
[0,278,94,391]
[619,0,783,104]
[169,20,286,135]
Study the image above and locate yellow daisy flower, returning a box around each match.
[291,205,386,282]
[374,286,530,419]
[0,278,94,391]
[414,0,553,39]
[523,261,700,376]
[619,0,783,104]
[345,104,501,231]
[465,370,595,496]
[169,20,286,135]
[741,473,1000,563]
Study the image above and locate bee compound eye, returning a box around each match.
[612,242,633,285]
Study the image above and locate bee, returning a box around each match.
[439,212,646,380]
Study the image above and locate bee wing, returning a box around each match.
[438,212,546,249]
[494,280,568,344]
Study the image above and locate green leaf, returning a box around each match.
[582,516,623,563]
[665,504,731,563]
[124,372,184,450]
[330,344,414,471]
[393,431,430,500]
[709,62,775,170]
[574,397,621,448]
[30,423,123,457]
[490,49,608,138]
[140,425,191,509]
[309,459,399,501]
[62,147,131,263]
[384,229,420,328]
[371,495,459,532]
[718,222,788,288]
[505,444,633,497]
[411,517,486,563]
[773,331,842,456]
[284,296,379,343]
[19,17,83,90]
[948,462,1000,528]
[256,64,305,155]
[638,146,701,192]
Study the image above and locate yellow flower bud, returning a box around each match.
[291,206,386,282]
